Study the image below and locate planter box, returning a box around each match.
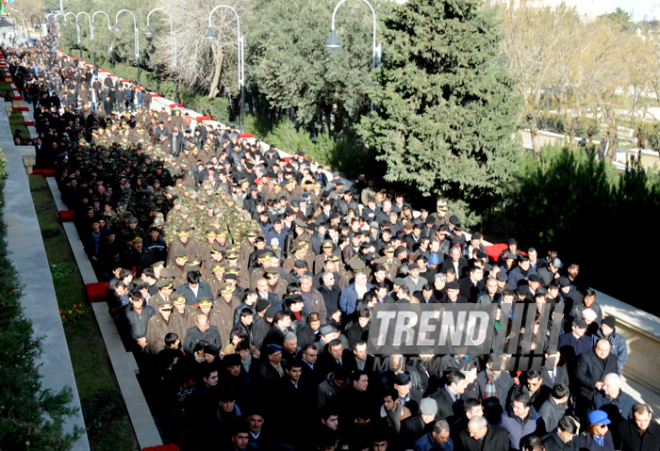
[86,282,109,303]
[32,169,57,177]
[59,210,75,222]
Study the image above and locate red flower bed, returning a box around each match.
[12,107,29,112]
[143,443,179,451]
[59,210,75,222]
[25,121,34,126]
[86,282,109,303]
[239,133,253,139]
[196,116,212,121]
[32,169,57,177]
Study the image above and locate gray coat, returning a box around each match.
[538,397,568,432]
[317,372,343,409]
[477,370,514,411]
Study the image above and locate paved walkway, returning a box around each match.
[0,110,89,448]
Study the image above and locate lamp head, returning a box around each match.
[204,27,216,41]
[144,25,154,38]
[324,29,341,54]
[113,23,120,32]
[91,22,97,31]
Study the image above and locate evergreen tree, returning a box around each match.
[246,0,391,133]
[358,0,521,222]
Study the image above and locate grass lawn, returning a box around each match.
[0,84,12,97]
[29,175,140,451]
[9,109,30,139]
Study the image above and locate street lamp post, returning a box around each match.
[92,11,113,69]
[144,8,179,105]
[205,5,245,133]
[52,12,66,30]
[114,9,140,88]
[324,0,382,113]
[76,12,92,60]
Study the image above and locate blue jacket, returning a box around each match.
[557,332,592,359]
[338,282,374,315]
[507,266,538,289]
[589,389,635,428]
[177,281,214,305]
[500,408,545,451]
[265,229,288,249]
[414,433,454,451]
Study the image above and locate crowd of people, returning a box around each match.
[4,29,659,451]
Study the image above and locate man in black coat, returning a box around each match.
[575,339,619,402]
[260,311,290,353]
[337,370,378,449]
[272,359,315,448]
[458,266,486,303]
[431,371,467,424]
[183,313,222,355]
[457,415,510,451]
[617,404,660,451]
[317,338,353,378]
[400,398,438,450]
[440,246,469,278]
[541,349,570,389]
[299,343,323,385]
[508,370,551,412]
[414,284,443,304]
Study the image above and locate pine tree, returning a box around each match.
[358,0,522,222]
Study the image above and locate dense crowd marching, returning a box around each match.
[4,30,660,451]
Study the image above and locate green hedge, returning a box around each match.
[508,146,660,315]
[635,120,660,150]
[536,112,600,139]
[0,150,83,450]
[244,113,371,178]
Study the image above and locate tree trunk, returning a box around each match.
[528,113,542,159]
[604,108,618,162]
[208,48,224,99]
